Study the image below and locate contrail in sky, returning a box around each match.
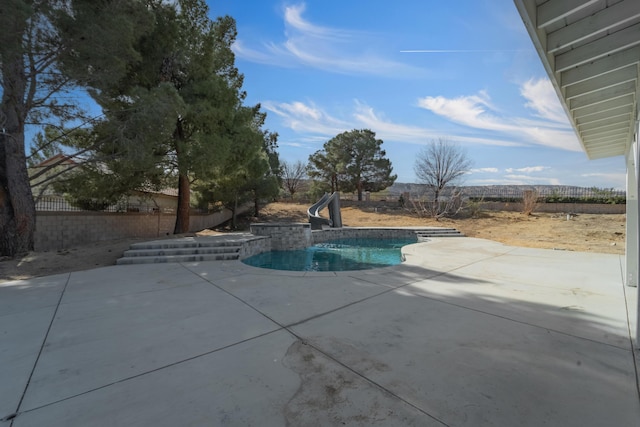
[400,49,527,53]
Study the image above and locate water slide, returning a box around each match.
[308,191,343,230]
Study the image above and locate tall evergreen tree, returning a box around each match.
[194,107,279,227]
[60,0,253,234]
[0,0,152,256]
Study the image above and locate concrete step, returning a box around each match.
[117,234,255,265]
[116,252,240,265]
[129,240,246,250]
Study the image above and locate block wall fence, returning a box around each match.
[35,209,237,251]
[480,201,626,214]
[34,202,625,251]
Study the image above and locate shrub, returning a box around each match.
[522,189,539,215]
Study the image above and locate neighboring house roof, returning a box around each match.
[31,155,182,198]
[133,188,180,198]
[33,153,77,168]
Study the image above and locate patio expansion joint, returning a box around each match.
[5,273,71,425]
[179,266,453,425]
[180,255,637,420]
[286,337,452,427]
[58,278,206,307]
[11,328,286,419]
[9,266,288,421]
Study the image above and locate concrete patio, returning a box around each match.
[1,237,639,426]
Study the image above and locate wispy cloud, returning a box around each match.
[232,3,420,77]
[263,99,526,148]
[506,166,549,173]
[581,172,626,188]
[400,49,527,53]
[520,78,567,123]
[581,172,624,179]
[352,101,438,142]
[262,100,349,136]
[470,167,500,173]
[469,177,561,185]
[501,175,561,185]
[417,81,582,152]
[466,166,559,185]
[283,4,351,40]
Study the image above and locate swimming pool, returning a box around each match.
[242,237,417,271]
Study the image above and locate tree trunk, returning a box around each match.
[253,192,259,217]
[173,173,190,234]
[357,181,363,201]
[173,120,190,234]
[0,40,36,256]
[232,194,238,229]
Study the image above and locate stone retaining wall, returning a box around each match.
[311,228,419,244]
[238,236,271,259]
[249,223,311,251]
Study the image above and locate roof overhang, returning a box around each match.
[513,0,639,159]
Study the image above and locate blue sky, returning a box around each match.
[209,0,627,189]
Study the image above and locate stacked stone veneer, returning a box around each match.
[246,224,420,257]
[238,236,271,259]
[249,223,311,251]
[312,227,419,244]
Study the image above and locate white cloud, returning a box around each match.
[417,92,514,133]
[232,40,293,67]
[263,99,525,148]
[417,84,582,152]
[471,168,500,173]
[581,172,626,189]
[520,78,566,123]
[505,166,549,173]
[262,100,349,136]
[280,141,305,148]
[232,3,420,77]
[503,174,561,185]
[352,101,438,142]
[468,177,559,185]
[283,4,351,40]
[581,172,625,180]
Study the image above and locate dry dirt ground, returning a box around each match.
[0,202,626,282]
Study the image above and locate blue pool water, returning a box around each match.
[242,237,417,271]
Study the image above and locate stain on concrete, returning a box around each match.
[282,339,429,426]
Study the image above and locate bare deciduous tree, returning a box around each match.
[413,138,472,219]
[281,160,307,199]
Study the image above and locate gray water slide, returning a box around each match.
[307,191,342,230]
